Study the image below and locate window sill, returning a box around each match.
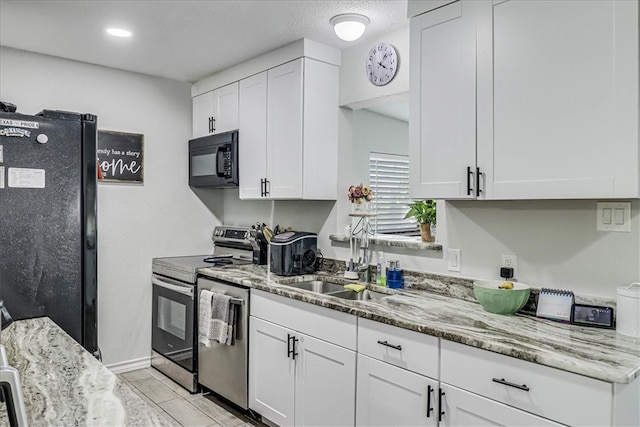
[329,234,443,252]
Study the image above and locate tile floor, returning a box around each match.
[117,367,264,427]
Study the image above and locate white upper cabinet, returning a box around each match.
[239,58,339,200]
[410,1,479,199]
[192,82,239,138]
[410,0,639,199]
[238,72,268,199]
[266,59,305,199]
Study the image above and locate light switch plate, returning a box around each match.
[597,202,631,232]
[448,249,461,272]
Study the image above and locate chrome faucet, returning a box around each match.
[345,218,372,283]
[355,225,371,282]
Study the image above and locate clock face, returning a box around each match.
[366,42,398,86]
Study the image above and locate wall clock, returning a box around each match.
[366,42,398,86]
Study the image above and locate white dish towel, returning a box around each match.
[209,292,232,345]
[198,289,233,346]
[198,289,214,347]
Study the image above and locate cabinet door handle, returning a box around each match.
[438,388,445,422]
[265,179,270,197]
[466,166,473,196]
[292,336,298,360]
[377,340,402,351]
[260,179,265,197]
[476,167,483,197]
[492,377,530,392]
[287,334,298,360]
[426,385,434,418]
[208,116,215,133]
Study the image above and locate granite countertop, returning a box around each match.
[198,263,640,385]
[0,317,176,427]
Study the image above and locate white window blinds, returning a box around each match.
[369,152,418,235]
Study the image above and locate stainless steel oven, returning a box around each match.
[151,274,196,388]
[151,226,254,396]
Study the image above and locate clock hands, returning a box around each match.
[377,51,392,70]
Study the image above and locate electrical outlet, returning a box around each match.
[501,254,518,277]
[448,249,461,272]
[502,255,517,268]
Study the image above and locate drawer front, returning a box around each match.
[357,318,439,378]
[251,289,357,350]
[441,340,612,426]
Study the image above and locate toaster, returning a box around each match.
[270,231,317,276]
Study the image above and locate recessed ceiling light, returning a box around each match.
[106,28,132,38]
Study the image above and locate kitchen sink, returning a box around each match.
[283,280,390,302]
[326,289,388,301]
[285,280,345,294]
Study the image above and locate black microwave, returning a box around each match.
[188,130,239,188]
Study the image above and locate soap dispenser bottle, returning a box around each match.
[387,260,404,289]
[376,251,387,286]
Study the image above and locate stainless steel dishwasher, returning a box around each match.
[197,277,250,410]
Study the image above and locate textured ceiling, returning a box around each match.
[0,0,409,83]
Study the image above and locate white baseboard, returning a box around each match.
[106,356,151,374]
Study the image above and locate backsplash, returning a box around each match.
[319,258,617,317]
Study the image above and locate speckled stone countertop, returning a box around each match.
[0,317,176,427]
[198,263,640,385]
[329,233,443,251]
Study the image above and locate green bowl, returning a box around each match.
[473,280,531,315]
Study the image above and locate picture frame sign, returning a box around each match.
[97,130,144,184]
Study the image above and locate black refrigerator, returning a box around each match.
[0,109,98,357]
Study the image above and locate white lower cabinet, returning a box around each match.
[356,354,438,427]
[439,383,561,427]
[249,290,356,426]
[249,294,638,426]
[294,333,356,427]
[356,318,440,427]
[249,317,295,426]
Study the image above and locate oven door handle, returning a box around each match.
[152,277,193,297]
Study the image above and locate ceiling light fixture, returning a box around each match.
[106,28,132,38]
[330,13,369,42]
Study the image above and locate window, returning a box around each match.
[369,152,418,235]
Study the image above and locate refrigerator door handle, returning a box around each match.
[151,277,193,297]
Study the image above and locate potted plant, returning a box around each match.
[404,200,436,242]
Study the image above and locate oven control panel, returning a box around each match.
[212,226,253,256]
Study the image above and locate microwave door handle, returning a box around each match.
[151,277,193,297]
[216,146,226,177]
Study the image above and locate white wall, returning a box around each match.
[0,47,220,365]
[352,109,409,181]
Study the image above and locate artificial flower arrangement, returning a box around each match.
[348,183,374,204]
